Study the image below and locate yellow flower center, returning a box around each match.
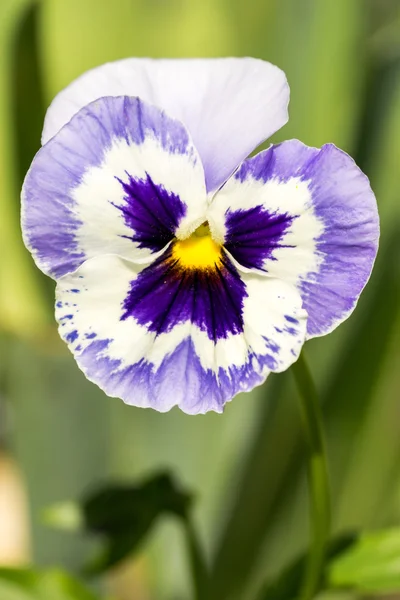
[172,223,221,270]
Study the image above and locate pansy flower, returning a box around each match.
[21,58,379,414]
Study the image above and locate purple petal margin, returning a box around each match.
[75,337,268,415]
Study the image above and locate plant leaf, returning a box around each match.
[257,535,355,600]
[328,528,400,592]
[81,472,193,573]
[0,568,98,600]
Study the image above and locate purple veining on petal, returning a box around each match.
[122,247,247,341]
[77,337,269,414]
[113,172,186,253]
[263,338,280,355]
[224,205,295,270]
[297,143,379,335]
[22,96,195,279]
[234,140,319,184]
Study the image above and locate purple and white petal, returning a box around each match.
[41,58,289,193]
[55,253,306,415]
[208,140,379,338]
[22,96,207,279]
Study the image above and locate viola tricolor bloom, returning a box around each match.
[21,58,379,414]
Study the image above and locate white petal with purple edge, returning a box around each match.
[209,139,379,338]
[41,58,289,192]
[55,253,307,415]
[22,96,207,279]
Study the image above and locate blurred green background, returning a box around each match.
[0,0,399,599]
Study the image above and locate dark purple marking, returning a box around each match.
[66,330,78,343]
[121,247,247,342]
[284,326,297,336]
[224,205,295,270]
[114,172,186,253]
[263,338,280,354]
[285,315,299,324]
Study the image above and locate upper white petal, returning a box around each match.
[42,57,289,192]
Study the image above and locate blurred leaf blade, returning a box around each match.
[79,472,193,573]
[257,534,355,600]
[367,70,400,229]
[328,528,400,592]
[0,579,34,600]
[39,0,232,101]
[0,0,49,337]
[33,569,99,600]
[266,0,367,151]
[0,568,99,600]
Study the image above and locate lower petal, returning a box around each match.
[55,253,307,414]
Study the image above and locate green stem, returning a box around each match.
[292,352,331,600]
[185,517,209,600]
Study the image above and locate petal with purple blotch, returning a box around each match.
[22,96,207,279]
[41,58,289,193]
[208,139,379,338]
[55,252,307,414]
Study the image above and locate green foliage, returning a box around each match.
[81,472,192,573]
[257,535,355,600]
[328,528,400,592]
[0,568,98,600]
[0,0,49,337]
